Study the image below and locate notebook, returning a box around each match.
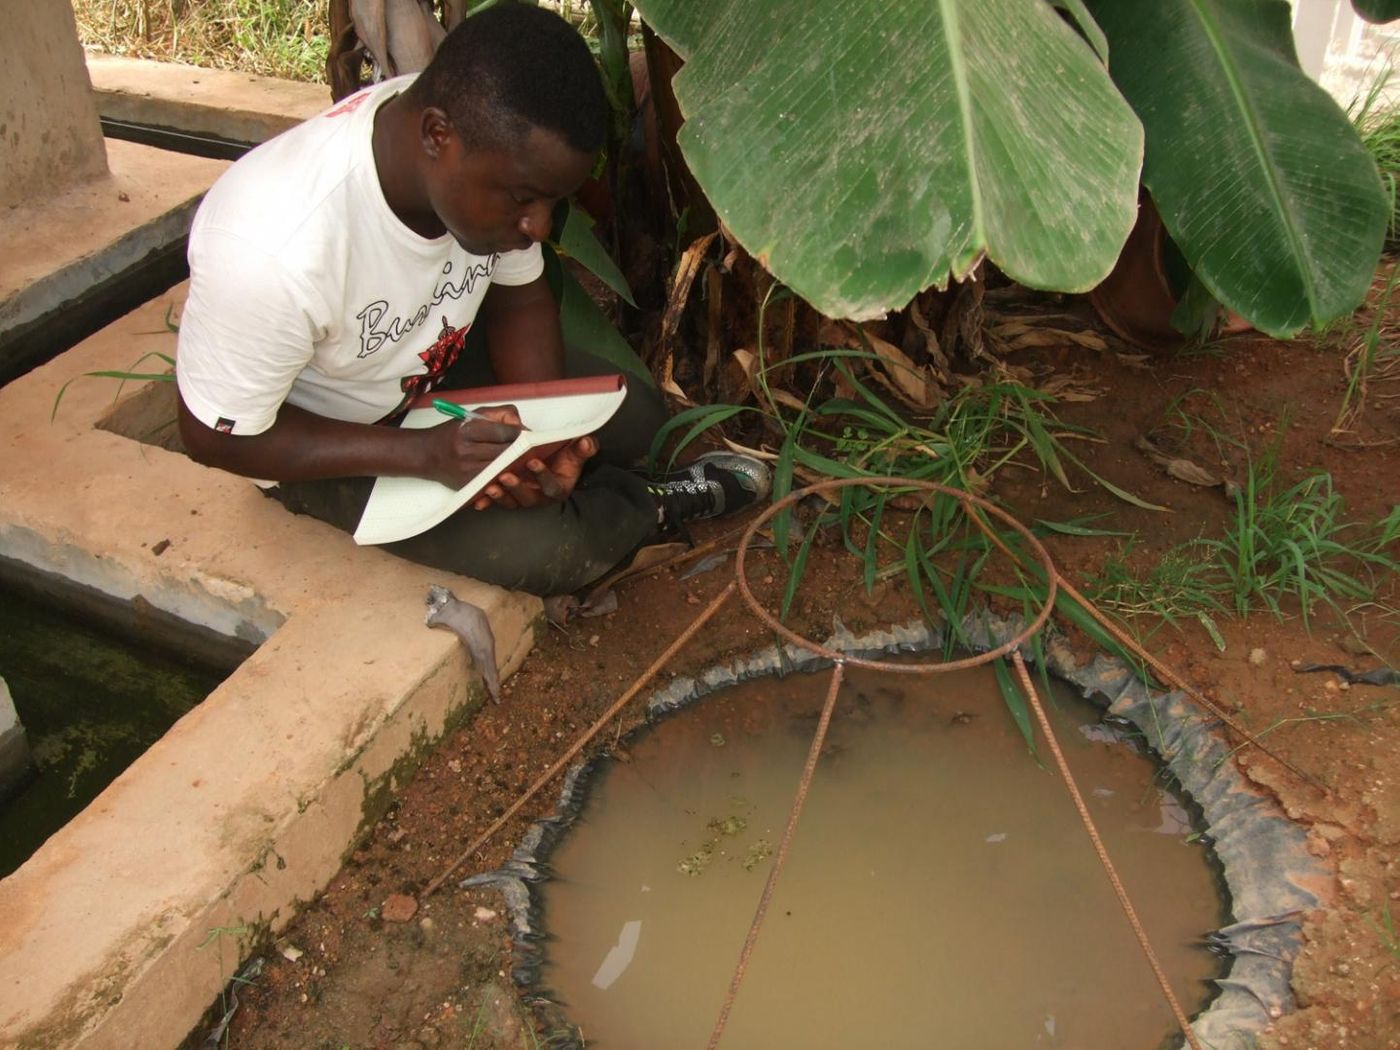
[352,373,628,545]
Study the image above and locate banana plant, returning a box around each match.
[330,0,497,99]
[1353,0,1400,21]
[633,0,1394,338]
[1085,0,1389,338]
[633,0,1143,322]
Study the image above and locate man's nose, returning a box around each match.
[518,203,553,243]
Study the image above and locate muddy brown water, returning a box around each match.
[536,662,1227,1049]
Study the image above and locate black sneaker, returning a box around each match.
[647,452,772,532]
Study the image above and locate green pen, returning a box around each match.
[431,398,493,424]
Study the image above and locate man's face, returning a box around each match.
[426,122,595,257]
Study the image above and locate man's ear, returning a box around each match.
[420,106,454,161]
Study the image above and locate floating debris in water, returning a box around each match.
[677,811,752,875]
[742,840,773,872]
[708,815,748,837]
[677,846,714,877]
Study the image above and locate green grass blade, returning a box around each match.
[773,419,800,556]
[993,657,1038,757]
[1033,517,1132,538]
[1059,447,1170,511]
[779,527,818,622]
[646,403,749,468]
[50,352,178,422]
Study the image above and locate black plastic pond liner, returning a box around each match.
[462,613,1327,1050]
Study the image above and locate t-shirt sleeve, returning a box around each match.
[490,242,545,287]
[175,227,324,436]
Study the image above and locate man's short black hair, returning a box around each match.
[411,3,607,155]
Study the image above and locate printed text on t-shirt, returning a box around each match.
[355,256,496,358]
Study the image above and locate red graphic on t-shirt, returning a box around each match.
[400,316,470,399]
[325,91,372,119]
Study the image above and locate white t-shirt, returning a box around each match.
[176,76,543,436]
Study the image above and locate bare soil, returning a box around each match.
[215,281,1400,1050]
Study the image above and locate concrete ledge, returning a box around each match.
[0,139,226,380]
[86,55,329,144]
[0,289,541,1048]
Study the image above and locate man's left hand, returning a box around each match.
[470,435,597,510]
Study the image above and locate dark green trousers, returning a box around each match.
[268,348,666,596]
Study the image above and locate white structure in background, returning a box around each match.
[1293,0,1399,107]
[0,676,32,800]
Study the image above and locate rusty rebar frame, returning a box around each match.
[425,477,1319,1049]
[711,478,1202,1050]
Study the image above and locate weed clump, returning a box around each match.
[74,0,330,83]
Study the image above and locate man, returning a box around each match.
[176,3,766,595]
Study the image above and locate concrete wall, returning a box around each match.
[0,0,109,209]
[1293,0,1400,106]
[0,677,33,802]
[0,289,542,1048]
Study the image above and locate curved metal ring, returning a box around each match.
[734,477,1058,673]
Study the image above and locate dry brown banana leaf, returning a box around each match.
[658,231,719,373]
[906,299,954,378]
[730,349,809,413]
[1134,434,1225,489]
[349,0,391,77]
[383,0,442,75]
[857,327,943,411]
[442,0,468,30]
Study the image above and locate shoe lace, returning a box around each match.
[649,470,722,528]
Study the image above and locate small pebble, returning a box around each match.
[382,893,419,923]
[474,906,498,922]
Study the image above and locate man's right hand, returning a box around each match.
[177,391,525,488]
[418,405,524,489]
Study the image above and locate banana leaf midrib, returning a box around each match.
[1177,0,1320,317]
[935,0,985,268]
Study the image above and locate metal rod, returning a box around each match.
[1010,651,1205,1050]
[422,580,738,899]
[707,660,846,1049]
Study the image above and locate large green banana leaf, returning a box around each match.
[1352,0,1400,23]
[633,0,1143,321]
[1086,0,1389,337]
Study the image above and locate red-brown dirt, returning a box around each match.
[211,275,1400,1050]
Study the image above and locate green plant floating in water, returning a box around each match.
[709,815,747,837]
[677,847,714,878]
[677,812,755,876]
[741,840,773,873]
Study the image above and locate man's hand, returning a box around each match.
[471,435,597,510]
[418,405,526,489]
